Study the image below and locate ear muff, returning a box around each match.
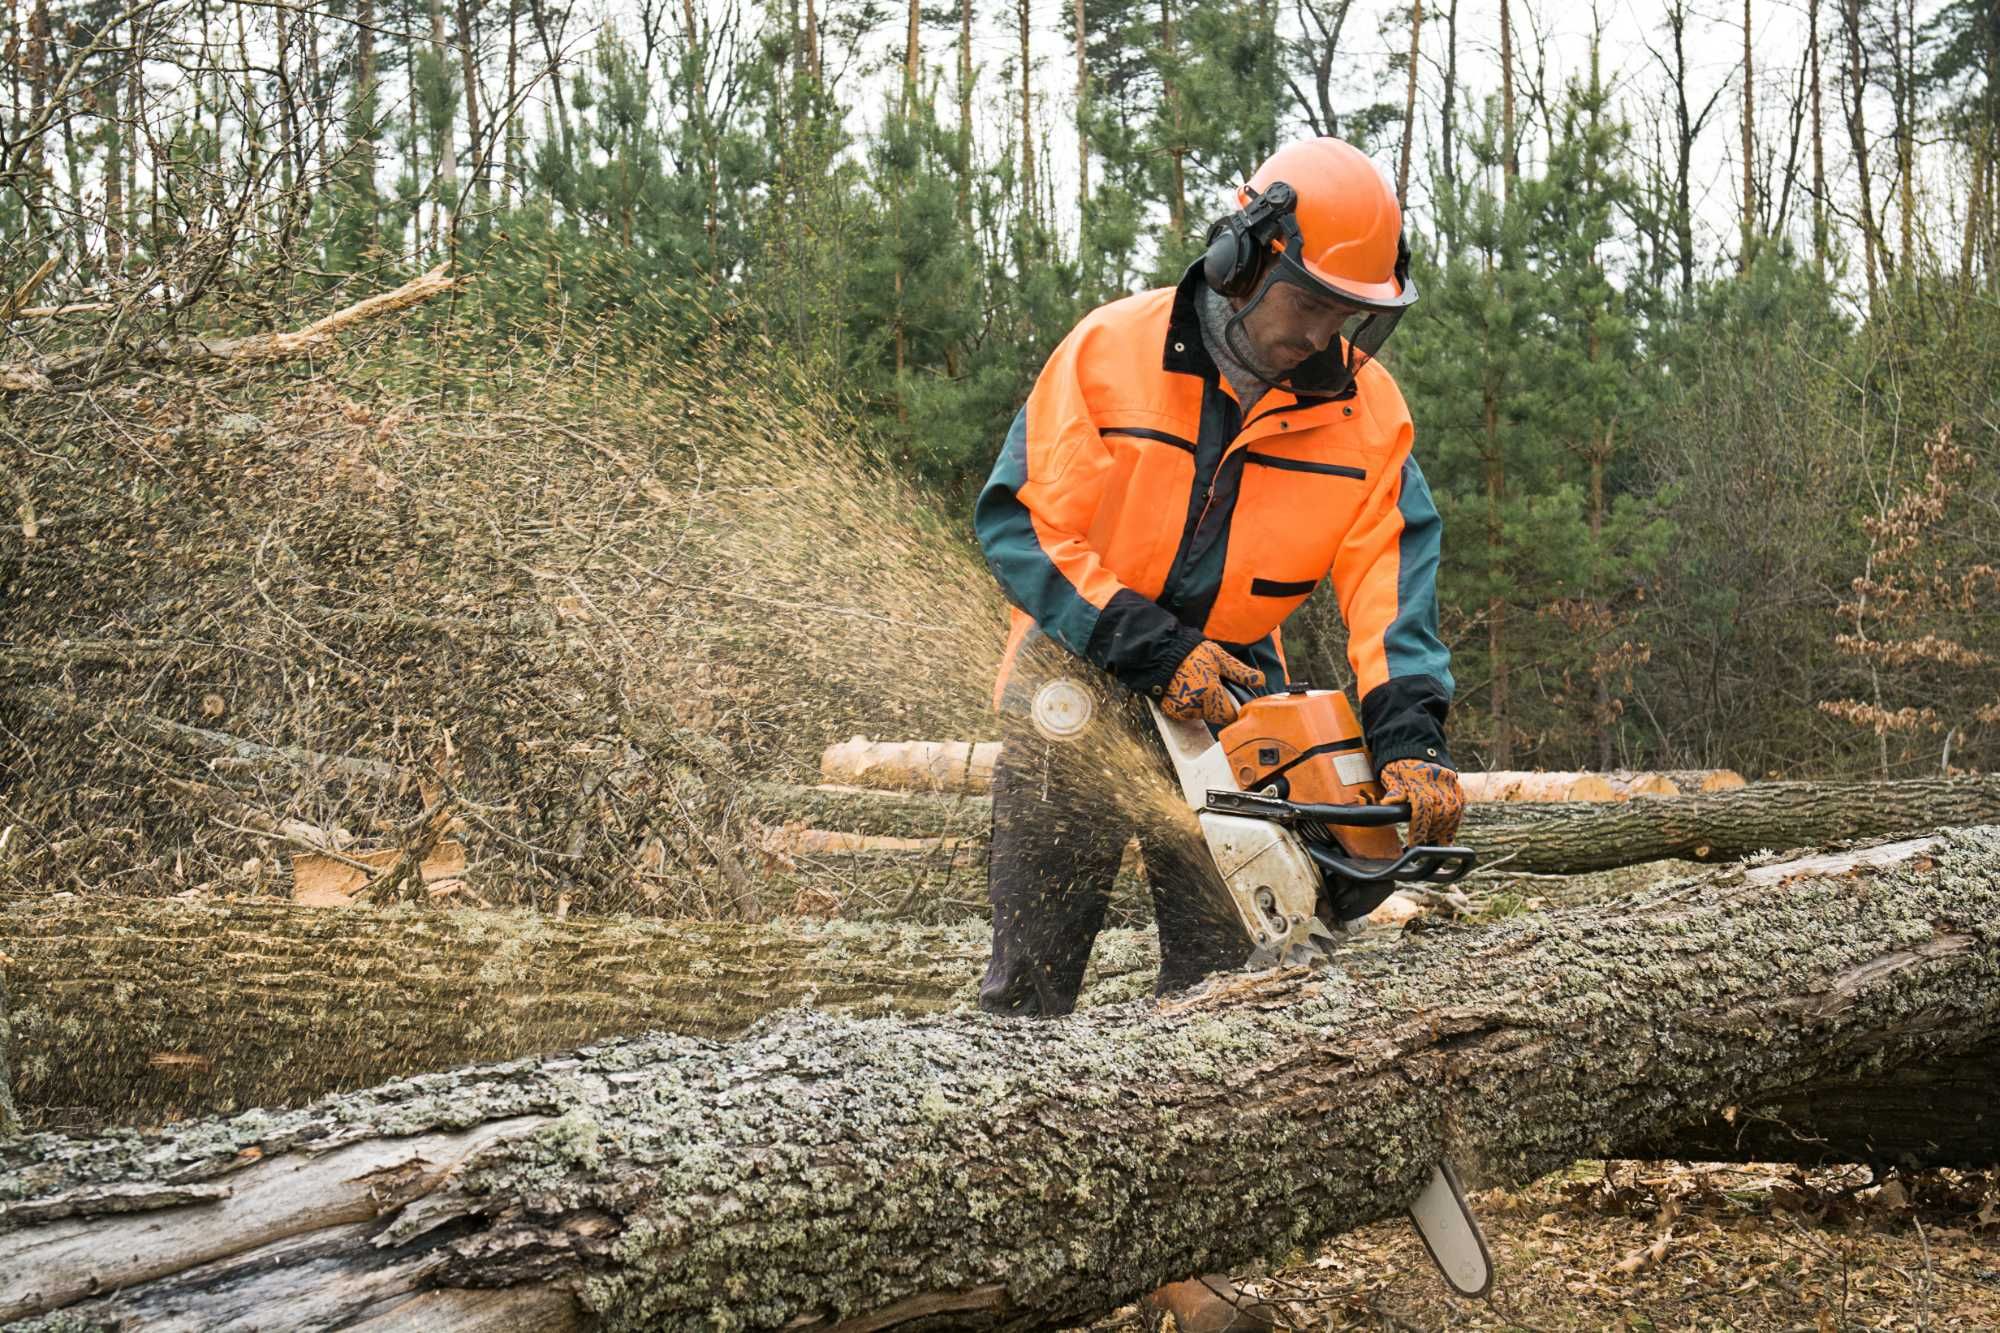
[1202,217,1262,299]
[1202,181,1298,300]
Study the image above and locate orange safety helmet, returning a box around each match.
[1202,137,1416,391]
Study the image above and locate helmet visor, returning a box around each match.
[1263,251,1416,372]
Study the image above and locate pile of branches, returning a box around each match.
[0,273,1002,917]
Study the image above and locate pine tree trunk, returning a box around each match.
[1019,0,1036,228]
[1811,0,1826,276]
[5,832,1998,1329]
[276,3,298,200]
[355,0,379,253]
[1844,0,1881,308]
[531,0,576,173]
[1740,0,1754,270]
[24,0,48,232]
[430,0,456,244]
[1161,0,1183,241]
[1668,2,1697,303]
[1438,0,1459,248]
[504,0,520,206]
[1075,0,1088,207]
[1398,0,1422,203]
[956,0,972,220]
[1590,446,1613,770]
[1499,0,1515,193]
[103,45,125,269]
[127,17,143,245]
[681,0,719,278]
[1483,373,1510,767]
[456,0,486,214]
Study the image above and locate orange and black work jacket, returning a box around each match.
[974,263,1455,770]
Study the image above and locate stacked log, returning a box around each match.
[816,740,1741,803]
[1459,770,1619,802]
[1665,768,1750,793]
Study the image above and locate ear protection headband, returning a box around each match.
[1202,180,1416,309]
[1202,181,1299,299]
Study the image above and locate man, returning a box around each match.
[974,134,1463,1016]
[971,134,1461,1329]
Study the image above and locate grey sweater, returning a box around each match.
[1196,284,1270,418]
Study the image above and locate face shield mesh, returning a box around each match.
[1222,255,1416,397]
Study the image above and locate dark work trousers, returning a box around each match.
[979,653,1251,1017]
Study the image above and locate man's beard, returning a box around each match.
[1222,308,1296,384]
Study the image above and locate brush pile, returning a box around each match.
[0,320,1003,918]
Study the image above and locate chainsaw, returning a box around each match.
[1032,674,1494,1298]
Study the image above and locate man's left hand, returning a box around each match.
[1378,759,1465,847]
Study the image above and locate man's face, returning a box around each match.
[1231,276,1362,374]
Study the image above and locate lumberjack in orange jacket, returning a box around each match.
[974,143,1455,774]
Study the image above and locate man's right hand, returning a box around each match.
[1161,641,1266,725]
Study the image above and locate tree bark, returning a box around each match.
[3,832,1997,1329]
[1,897,1157,1131]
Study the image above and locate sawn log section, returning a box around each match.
[3,830,1996,1330]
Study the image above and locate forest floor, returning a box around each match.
[1086,1160,2000,1331]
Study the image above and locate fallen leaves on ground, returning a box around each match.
[1086,1160,2000,1331]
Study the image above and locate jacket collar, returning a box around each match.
[1162,261,1357,401]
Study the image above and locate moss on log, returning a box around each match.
[3,829,1997,1330]
[750,776,2000,877]
[2,898,1159,1133]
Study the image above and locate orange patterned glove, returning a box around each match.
[1379,759,1465,847]
[1161,641,1265,725]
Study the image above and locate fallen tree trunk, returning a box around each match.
[0,897,1157,1132]
[7,885,1423,1132]
[4,829,1997,1329]
[748,776,2000,876]
[1465,775,2000,873]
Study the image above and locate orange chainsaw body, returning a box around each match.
[1215,687,1402,860]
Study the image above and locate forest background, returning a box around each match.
[2,0,1998,809]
